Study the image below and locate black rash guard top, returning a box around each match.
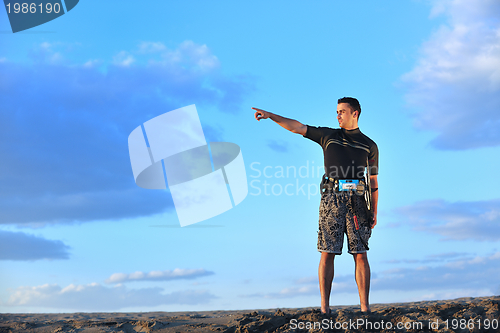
[304,126,379,179]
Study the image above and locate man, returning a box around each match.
[253,97,378,313]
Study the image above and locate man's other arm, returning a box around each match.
[370,175,378,228]
[253,107,307,135]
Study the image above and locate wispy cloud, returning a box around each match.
[0,230,70,261]
[267,140,289,153]
[240,275,355,299]
[402,0,500,150]
[138,41,167,54]
[6,283,216,311]
[395,198,500,241]
[0,41,254,227]
[112,50,135,67]
[241,285,319,299]
[105,269,214,284]
[383,252,472,264]
[155,41,220,72]
[373,252,500,295]
[240,252,500,300]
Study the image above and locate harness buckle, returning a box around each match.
[321,176,366,195]
[338,179,359,191]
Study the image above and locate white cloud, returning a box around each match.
[138,41,167,53]
[395,198,500,241]
[240,285,319,299]
[240,275,356,299]
[82,59,102,68]
[270,285,318,298]
[112,51,135,67]
[6,283,216,311]
[419,289,491,301]
[158,41,220,72]
[402,0,500,149]
[28,42,66,64]
[105,268,214,284]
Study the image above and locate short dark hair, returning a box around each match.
[338,97,361,119]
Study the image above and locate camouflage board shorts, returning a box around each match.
[317,191,371,254]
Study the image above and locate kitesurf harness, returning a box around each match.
[320,158,373,251]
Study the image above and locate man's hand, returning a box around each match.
[371,213,377,229]
[253,107,270,121]
[252,107,307,135]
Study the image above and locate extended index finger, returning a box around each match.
[254,110,263,121]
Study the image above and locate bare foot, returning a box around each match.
[321,307,331,314]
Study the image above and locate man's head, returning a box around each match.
[337,97,361,130]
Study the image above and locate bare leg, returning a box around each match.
[353,252,370,312]
[318,252,335,313]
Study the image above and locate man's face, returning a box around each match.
[337,103,358,129]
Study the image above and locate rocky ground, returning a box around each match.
[0,295,498,332]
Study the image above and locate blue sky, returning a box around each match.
[1,0,500,313]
